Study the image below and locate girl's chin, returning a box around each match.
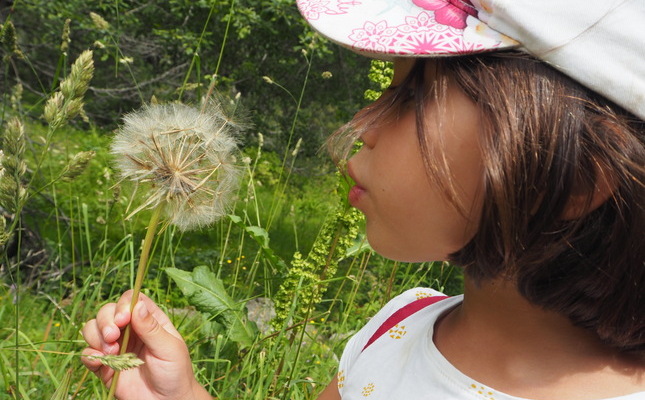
[366,237,449,263]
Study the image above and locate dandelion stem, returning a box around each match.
[106,204,163,400]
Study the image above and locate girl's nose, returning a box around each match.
[360,125,378,149]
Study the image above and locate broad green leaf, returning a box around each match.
[166,266,239,319]
[165,266,259,348]
[228,313,258,348]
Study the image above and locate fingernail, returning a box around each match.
[138,302,149,318]
[102,326,113,340]
[115,312,126,324]
[103,342,118,355]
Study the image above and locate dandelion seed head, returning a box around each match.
[112,102,243,231]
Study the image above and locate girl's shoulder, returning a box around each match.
[339,287,459,370]
[386,287,447,306]
[361,287,452,333]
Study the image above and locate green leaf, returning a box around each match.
[166,266,238,318]
[165,266,258,347]
[228,314,258,348]
[228,214,287,270]
[245,226,270,248]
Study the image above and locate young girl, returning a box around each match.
[81,1,645,399]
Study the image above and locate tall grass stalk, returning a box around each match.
[106,205,162,400]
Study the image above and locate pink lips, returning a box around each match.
[348,185,366,206]
[347,164,366,207]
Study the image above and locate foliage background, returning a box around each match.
[0,1,463,398]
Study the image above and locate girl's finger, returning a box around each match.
[120,291,183,340]
[114,290,136,326]
[81,349,116,387]
[81,319,103,349]
[98,364,116,387]
[95,303,121,344]
[80,347,106,373]
[136,294,182,339]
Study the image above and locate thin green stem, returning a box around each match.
[106,205,163,400]
[201,0,235,111]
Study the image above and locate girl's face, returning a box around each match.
[347,59,484,262]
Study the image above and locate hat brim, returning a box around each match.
[297,0,518,59]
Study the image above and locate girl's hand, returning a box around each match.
[81,290,212,400]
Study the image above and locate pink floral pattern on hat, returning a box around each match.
[296,0,362,20]
[297,0,518,56]
[348,11,488,55]
[412,0,477,29]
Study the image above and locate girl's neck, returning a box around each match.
[433,276,645,400]
[459,277,606,354]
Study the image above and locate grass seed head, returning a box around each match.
[1,21,25,60]
[62,151,96,181]
[86,353,145,371]
[60,19,71,53]
[112,101,243,231]
[61,50,94,100]
[89,12,110,30]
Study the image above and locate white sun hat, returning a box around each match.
[296,0,645,120]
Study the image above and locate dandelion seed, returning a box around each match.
[111,101,242,231]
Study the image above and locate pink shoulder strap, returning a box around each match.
[361,295,449,352]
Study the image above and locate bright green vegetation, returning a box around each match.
[0,2,463,399]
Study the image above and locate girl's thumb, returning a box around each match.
[131,301,178,357]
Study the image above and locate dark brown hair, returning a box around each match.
[330,53,645,354]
